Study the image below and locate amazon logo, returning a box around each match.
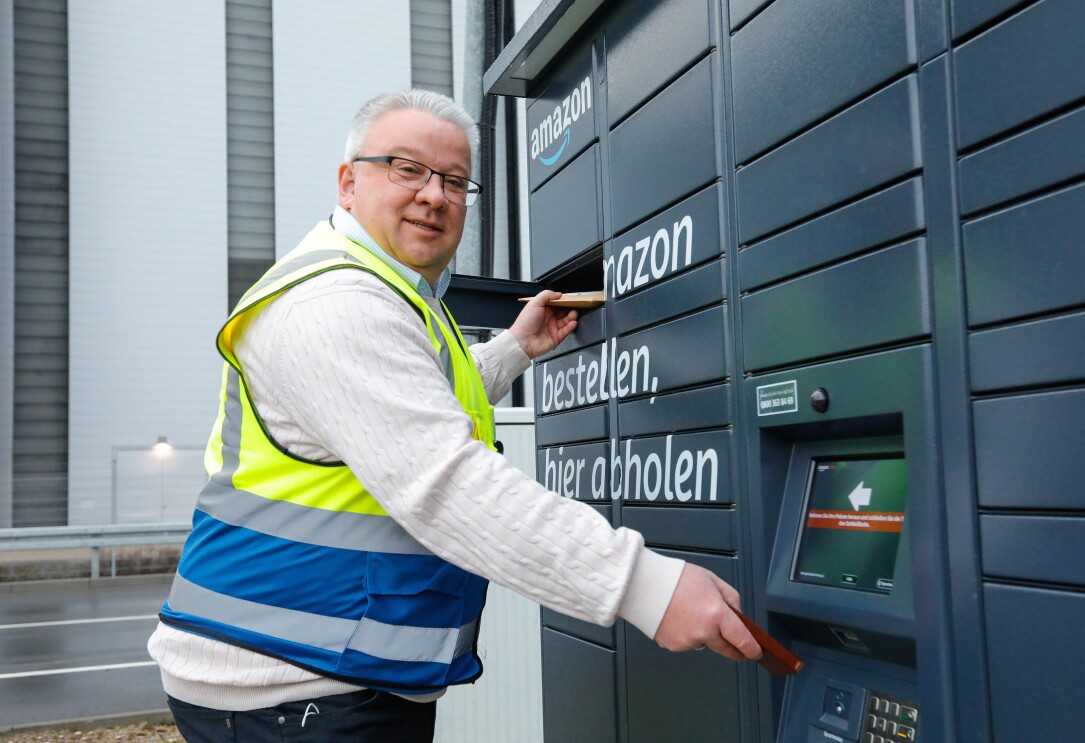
[530,75,592,166]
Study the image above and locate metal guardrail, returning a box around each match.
[0,409,534,582]
[0,523,191,579]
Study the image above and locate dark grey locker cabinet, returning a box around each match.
[625,551,744,743]
[542,629,619,743]
[953,4,1085,740]
[484,0,1085,740]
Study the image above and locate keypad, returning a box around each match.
[861,691,918,742]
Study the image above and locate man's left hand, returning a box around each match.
[509,290,579,359]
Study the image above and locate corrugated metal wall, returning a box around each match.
[12,0,68,527]
[226,0,275,310]
[0,1,15,528]
[411,0,455,96]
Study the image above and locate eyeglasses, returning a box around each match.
[352,155,482,206]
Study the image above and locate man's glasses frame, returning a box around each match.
[353,155,482,207]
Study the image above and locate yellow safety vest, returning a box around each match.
[161,221,495,692]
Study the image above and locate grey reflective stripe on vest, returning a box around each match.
[422,295,454,386]
[199,478,432,555]
[197,369,432,556]
[171,574,352,652]
[238,248,358,307]
[169,574,478,662]
[347,615,477,664]
[207,368,245,490]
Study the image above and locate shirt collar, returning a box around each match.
[331,205,451,299]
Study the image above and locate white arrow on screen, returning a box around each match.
[848,482,872,511]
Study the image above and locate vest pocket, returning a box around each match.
[338,553,486,686]
[363,552,469,629]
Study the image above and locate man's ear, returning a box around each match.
[337,161,356,210]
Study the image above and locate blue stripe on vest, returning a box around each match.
[180,510,370,618]
[179,510,488,628]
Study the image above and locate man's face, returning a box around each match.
[339,108,471,286]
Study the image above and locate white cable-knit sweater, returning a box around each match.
[148,266,684,711]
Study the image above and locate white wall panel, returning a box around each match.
[67,0,228,524]
[515,0,545,32]
[434,582,544,743]
[435,409,543,743]
[451,0,466,106]
[272,2,411,257]
[512,0,545,405]
[513,0,543,282]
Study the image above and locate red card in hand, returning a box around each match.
[735,609,804,675]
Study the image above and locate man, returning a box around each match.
[149,89,761,741]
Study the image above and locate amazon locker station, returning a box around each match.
[484,0,1085,741]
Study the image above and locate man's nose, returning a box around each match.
[416,174,448,206]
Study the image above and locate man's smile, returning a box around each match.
[406,218,443,233]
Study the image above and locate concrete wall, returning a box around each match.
[67,0,229,524]
[435,408,543,743]
[272,2,411,257]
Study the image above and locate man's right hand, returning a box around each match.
[653,563,763,662]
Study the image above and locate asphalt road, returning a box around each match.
[0,576,173,731]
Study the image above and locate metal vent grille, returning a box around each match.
[12,0,68,527]
[410,0,454,96]
[226,0,275,309]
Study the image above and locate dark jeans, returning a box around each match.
[167,689,436,743]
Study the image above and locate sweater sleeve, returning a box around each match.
[239,269,682,637]
[470,331,531,405]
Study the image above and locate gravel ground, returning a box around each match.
[0,723,182,743]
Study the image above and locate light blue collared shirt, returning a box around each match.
[330,205,452,299]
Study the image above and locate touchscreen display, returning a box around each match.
[791,457,906,593]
